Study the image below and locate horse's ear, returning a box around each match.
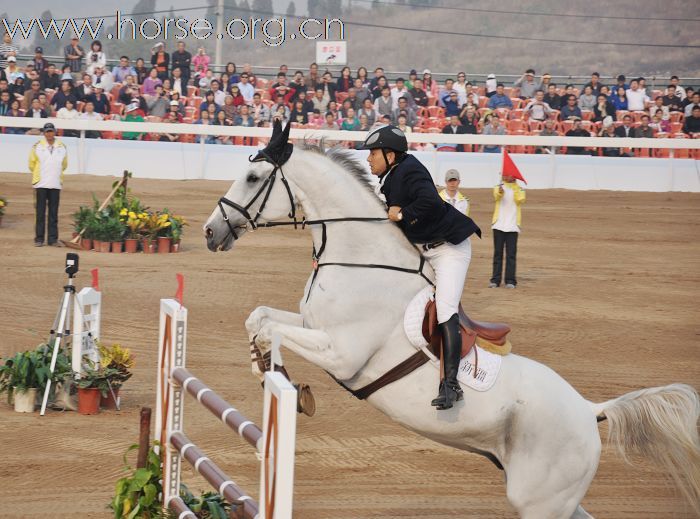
[271,119,282,138]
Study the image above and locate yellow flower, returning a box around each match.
[0,201,5,207]
[128,211,136,219]
[120,208,128,216]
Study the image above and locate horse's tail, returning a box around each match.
[590,383,700,514]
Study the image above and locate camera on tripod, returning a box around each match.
[65,253,79,278]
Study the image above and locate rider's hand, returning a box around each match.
[388,206,402,222]
[498,185,504,194]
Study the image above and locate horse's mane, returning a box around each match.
[299,140,381,202]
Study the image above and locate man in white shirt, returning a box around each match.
[28,123,68,246]
[626,79,650,111]
[210,79,226,106]
[489,172,526,288]
[237,73,255,103]
[524,90,552,121]
[92,66,114,93]
[80,100,103,138]
[0,33,19,70]
[389,77,414,109]
[439,169,470,215]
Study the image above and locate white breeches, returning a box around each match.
[422,238,472,323]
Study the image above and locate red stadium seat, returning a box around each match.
[427,106,445,118]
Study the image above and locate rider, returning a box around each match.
[360,125,481,410]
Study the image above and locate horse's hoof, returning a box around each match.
[296,383,316,417]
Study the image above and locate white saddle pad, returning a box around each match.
[403,286,502,392]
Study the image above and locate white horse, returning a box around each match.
[203,128,700,518]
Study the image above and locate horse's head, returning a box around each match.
[204,121,296,252]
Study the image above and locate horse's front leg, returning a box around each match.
[246,306,303,379]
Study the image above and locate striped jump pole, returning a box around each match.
[155,297,297,519]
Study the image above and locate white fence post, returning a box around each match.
[71,287,101,375]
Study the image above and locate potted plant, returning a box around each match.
[169,214,187,253]
[156,211,173,253]
[75,361,119,415]
[97,342,134,409]
[123,211,146,253]
[141,212,163,254]
[106,216,126,253]
[0,196,7,226]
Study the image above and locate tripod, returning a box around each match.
[40,254,79,416]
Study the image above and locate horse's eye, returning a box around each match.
[246,173,259,183]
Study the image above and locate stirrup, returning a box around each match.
[436,381,463,410]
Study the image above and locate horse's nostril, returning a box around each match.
[205,227,213,238]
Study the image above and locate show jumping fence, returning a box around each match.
[155,298,297,519]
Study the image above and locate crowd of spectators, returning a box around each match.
[1,33,699,156]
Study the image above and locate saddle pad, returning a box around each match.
[403,286,502,392]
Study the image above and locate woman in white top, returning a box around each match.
[57,99,80,137]
[85,40,107,75]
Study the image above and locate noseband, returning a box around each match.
[217,150,297,240]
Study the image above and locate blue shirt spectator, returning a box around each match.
[560,95,582,120]
[443,91,461,116]
[488,84,513,109]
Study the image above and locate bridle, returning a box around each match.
[216,150,297,240]
[215,150,434,301]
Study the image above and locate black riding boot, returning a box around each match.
[430,313,463,410]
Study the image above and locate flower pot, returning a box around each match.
[13,387,37,413]
[171,240,181,253]
[100,387,120,410]
[142,238,155,254]
[99,241,111,253]
[93,239,102,251]
[111,241,124,253]
[124,238,139,253]
[77,388,101,415]
[157,236,172,254]
[81,238,93,251]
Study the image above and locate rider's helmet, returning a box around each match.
[359,125,408,153]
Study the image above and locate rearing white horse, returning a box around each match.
[204,124,700,518]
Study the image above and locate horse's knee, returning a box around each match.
[245,307,268,341]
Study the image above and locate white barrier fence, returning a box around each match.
[155,299,297,519]
[71,287,101,375]
[1,116,698,192]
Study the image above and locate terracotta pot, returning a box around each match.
[157,236,172,254]
[171,240,181,253]
[13,387,37,413]
[100,387,120,410]
[99,241,111,253]
[77,388,101,415]
[141,238,155,254]
[81,238,93,251]
[124,238,139,253]
[111,241,123,253]
[93,239,102,251]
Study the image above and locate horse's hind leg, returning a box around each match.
[571,505,595,518]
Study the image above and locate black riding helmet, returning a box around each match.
[359,124,408,170]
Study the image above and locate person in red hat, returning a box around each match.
[489,150,526,289]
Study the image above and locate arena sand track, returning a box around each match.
[0,172,698,519]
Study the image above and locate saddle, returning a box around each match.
[422,300,512,361]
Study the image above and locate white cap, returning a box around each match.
[169,100,179,106]
[487,73,495,79]
[422,69,431,75]
[7,56,16,62]
[125,102,139,113]
[444,169,460,182]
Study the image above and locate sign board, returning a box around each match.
[316,41,347,66]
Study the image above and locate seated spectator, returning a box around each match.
[599,121,622,157]
[374,86,394,118]
[667,75,686,101]
[453,72,468,105]
[237,73,255,103]
[488,83,513,110]
[0,90,12,116]
[85,40,107,75]
[320,71,337,102]
[583,72,603,96]
[250,93,270,126]
[392,97,416,127]
[60,64,73,81]
[210,80,226,106]
[459,105,479,133]
[626,80,650,111]
[289,100,309,125]
[195,110,216,144]
[336,66,353,93]
[396,114,412,135]
[405,69,418,90]
[391,77,414,108]
[213,110,232,144]
[539,73,553,92]
[341,107,360,130]
[87,85,110,115]
[614,74,628,91]
[410,79,428,107]
[3,98,24,134]
[146,85,169,118]
[649,96,670,121]
[565,118,590,155]
[684,92,700,117]
[438,78,456,108]
[682,106,700,135]
[442,115,467,152]
[80,100,103,139]
[170,67,185,96]
[650,112,671,133]
[681,87,694,109]
[372,113,393,129]
[40,63,61,90]
[295,90,314,114]
[537,118,559,154]
[37,92,53,118]
[167,100,183,122]
[514,69,538,99]
[227,84,246,107]
[464,89,479,110]
[75,73,93,102]
[22,78,43,110]
[122,102,145,140]
[198,69,215,91]
[5,56,25,83]
[155,113,180,142]
[134,58,148,84]
[9,76,25,100]
[614,114,636,138]
[359,98,377,127]
[312,88,329,113]
[199,90,218,115]
[271,104,289,125]
[25,97,47,121]
[543,83,562,110]
[609,86,629,111]
[222,95,238,123]
[577,85,596,111]
[482,115,505,153]
[57,98,80,136]
[91,66,114,93]
[224,63,239,85]
[321,111,340,130]
[344,88,361,111]
[560,95,582,120]
[357,113,371,133]
[485,73,497,97]
[634,114,654,138]
[443,91,461,117]
[371,76,388,101]
[593,94,616,122]
[51,79,77,111]
[143,68,162,96]
[234,104,256,127]
[524,90,552,122]
[30,47,49,74]
[662,85,684,112]
[353,78,372,106]
[112,55,136,83]
[422,69,438,99]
